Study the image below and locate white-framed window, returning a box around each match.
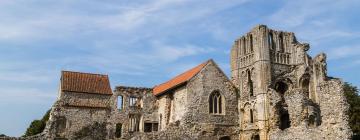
[209,91,224,114]
[129,97,137,107]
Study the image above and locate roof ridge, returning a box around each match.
[62,70,109,77]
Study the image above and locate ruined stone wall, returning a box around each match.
[43,92,112,140]
[110,86,158,140]
[169,86,188,124]
[232,25,352,140]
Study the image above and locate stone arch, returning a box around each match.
[209,90,224,114]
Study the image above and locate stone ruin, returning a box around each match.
[14,25,352,140]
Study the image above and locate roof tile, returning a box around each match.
[61,71,113,95]
[153,60,209,96]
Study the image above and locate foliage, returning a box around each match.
[343,82,360,135]
[0,134,6,137]
[23,109,51,137]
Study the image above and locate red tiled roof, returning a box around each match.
[153,60,210,96]
[61,71,113,95]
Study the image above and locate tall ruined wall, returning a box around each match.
[157,85,188,129]
[43,92,112,140]
[232,25,352,140]
[110,86,157,140]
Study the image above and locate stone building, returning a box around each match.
[37,25,351,140]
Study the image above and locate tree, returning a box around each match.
[23,109,51,137]
[343,82,360,137]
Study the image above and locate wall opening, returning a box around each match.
[269,32,275,50]
[242,39,246,55]
[219,136,231,140]
[279,109,291,130]
[144,122,159,132]
[275,81,291,130]
[159,114,162,130]
[144,123,152,132]
[301,78,310,95]
[209,91,223,114]
[117,96,123,110]
[279,33,284,52]
[115,123,122,138]
[250,109,254,123]
[129,96,138,107]
[308,114,316,128]
[275,81,288,95]
[128,114,140,132]
[251,134,260,140]
[250,35,254,52]
[247,70,254,96]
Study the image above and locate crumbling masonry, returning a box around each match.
[34,25,351,140]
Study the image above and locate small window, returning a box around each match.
[144,122,159,132]
[209,91,224,114]
[129,97,137,107]
[117,96,123,110]
[250,109,254,123]
[144,123,152,132]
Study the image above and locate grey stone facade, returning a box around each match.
[18,25,351,140]
[231,25,352,140]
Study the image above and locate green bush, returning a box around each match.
[343,82,360,136]
[23,109,51,137]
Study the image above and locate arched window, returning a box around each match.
[117,96,123,110]
[268,32,275,50]
[279,33,284,52]
[209,91,223,114]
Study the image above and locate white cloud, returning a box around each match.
[327,45,360,60]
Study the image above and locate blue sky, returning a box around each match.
[0,0,359,136]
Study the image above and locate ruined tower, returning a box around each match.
[231,25,351,140]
